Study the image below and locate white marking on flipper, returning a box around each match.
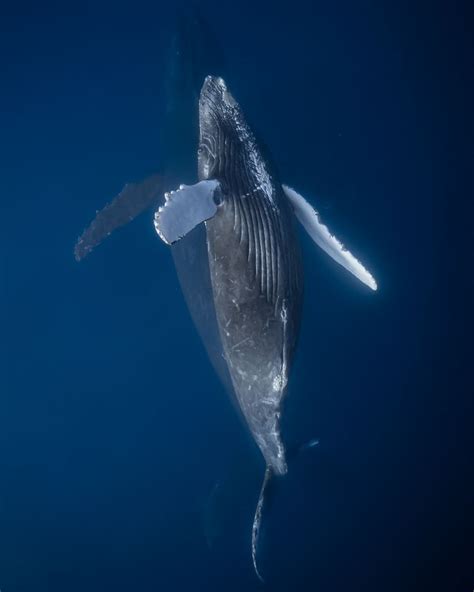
[154,180,220,245]
[283,185,377,290]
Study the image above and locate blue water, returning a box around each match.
[1,1,472,590]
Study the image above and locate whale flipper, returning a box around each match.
[283,185,377,291]
[154,180,221,245]
[74,173,163,261]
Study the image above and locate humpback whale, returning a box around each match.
[76,72,377,579]
[156,76,377,579]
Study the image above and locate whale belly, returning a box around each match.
[205,192,302,475]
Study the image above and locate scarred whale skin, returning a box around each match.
[198,76,303,476]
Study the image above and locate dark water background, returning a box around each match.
[1,1,473,590]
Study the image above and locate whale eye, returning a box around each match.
[198,143,216,179]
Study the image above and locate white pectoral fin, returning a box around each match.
[283,185,377,291]
[154,180,220,245]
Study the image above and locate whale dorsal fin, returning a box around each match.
[154,180,221,245]
[283,185,377,291]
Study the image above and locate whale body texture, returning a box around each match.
[197,76,303,477]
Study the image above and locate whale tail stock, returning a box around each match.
[251,438,319,581]
[251,465,273,582]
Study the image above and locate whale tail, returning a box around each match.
[251,438,320,581]
[251,466,274,582]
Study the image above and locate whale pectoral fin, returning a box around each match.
[74,173,163,262]
[283,185,378,291]
[154,180,221,245]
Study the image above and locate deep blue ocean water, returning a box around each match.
[1,1,473,590]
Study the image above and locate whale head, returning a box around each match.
[198,76,241,181]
